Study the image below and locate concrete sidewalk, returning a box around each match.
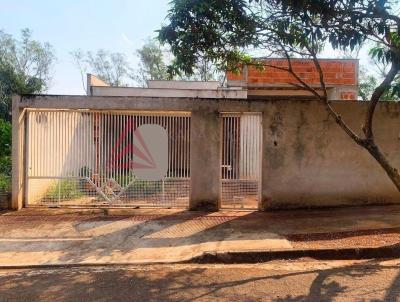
[1,205,400,267]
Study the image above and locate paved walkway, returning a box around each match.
[0,205,400,266]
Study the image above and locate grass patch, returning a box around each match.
[44,179,84,201]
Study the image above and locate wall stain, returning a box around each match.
[267,108,286,169]
[269,111,284,138]
[313,114,332,159]
[382,101,400,118]
[292,110,308,166]
[265,146,286,169]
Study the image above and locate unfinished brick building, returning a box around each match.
[227,58,359,100]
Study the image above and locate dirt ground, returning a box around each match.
[1,260,400,301]
[288,228,400,249]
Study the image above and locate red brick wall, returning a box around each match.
[227,59,358,86]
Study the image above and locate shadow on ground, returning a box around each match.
[1,205,400,265]
[0,260,400,301]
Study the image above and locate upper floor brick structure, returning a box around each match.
[227,58,359,101]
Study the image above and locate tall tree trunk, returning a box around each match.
[363,61,400,140]
[360,140,400,191]
[358,60,400,190]
[311,55,400,192]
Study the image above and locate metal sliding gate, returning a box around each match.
[221,113,262,209]
[26,110,190,208]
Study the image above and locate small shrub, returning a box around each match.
[0,119,12,187]
[0,156,11,176]
[0,173,10,192]
[0,118,11,158]
[44,179,83,201]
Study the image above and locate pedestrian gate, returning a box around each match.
[221,113,262,209]
[26,110,191,207]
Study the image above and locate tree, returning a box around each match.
[0,28,54,121]
[359,66,379,101]
[360,47,400,101]
[159,0,400,190]
[71,49,131,90]
[188,57,224,82]
[334,44,384,101]
[132,39,222,86]
[132,39,169,87]
[359,65,400,101]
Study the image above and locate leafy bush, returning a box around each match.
[0,156,11,176]
[0,118,11,158]
[0,173,10,192]
[44,180,83,201]
[0,118,11,194]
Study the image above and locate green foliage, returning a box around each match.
[0,118,11,158]
[133,39,222,85]
[0,156,11,176]
[0,118,11,192]
[133,39,169,86]
[360,72,400,101]
[45,180,83,201]
[369,36,400,100]
[159,0,400,96]
[359,71,378,101]
[158,0,257,76]
[0,29,55,121]
[0,173,10,193]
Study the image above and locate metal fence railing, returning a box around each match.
[220,113,262,209]
[26,110,191,208]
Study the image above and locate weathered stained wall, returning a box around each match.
[13,95,400,210]
[261,100,400,209]
[190,108,220,210]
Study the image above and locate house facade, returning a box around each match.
[12,58,400,211]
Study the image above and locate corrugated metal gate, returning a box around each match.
[221,113,262,209]
[26,110,190,208]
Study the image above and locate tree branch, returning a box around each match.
[363,60,400,140]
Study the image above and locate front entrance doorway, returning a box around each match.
[220,113,262,209]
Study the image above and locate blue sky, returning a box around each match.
[1,0,377,95]
[0,0,170,94]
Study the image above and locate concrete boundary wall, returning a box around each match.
[12,94,400,210]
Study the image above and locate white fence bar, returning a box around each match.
[220,113,262,209]
[26,109,191,208]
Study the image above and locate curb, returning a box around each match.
[187,246,400,264]
[0,263,162,270]
[1,246,400,269]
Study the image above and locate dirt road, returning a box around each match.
[1,259,400,301]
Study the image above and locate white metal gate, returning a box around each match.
[220,113,262,209]
[26,110,190,207]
